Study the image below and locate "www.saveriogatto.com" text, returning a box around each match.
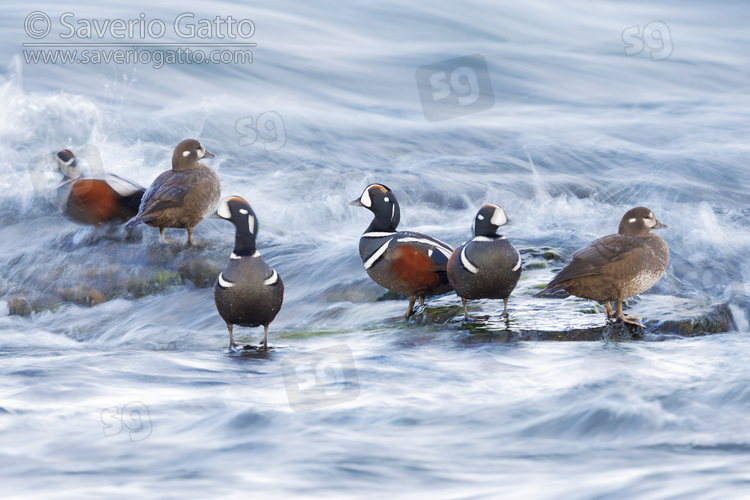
[22,47,253,69]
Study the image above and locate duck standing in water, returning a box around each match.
[127,139,220,246]
[536,207,669,327]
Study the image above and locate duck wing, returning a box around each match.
[537,235,643,295]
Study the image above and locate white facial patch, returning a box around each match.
[182,150,190,157]
[477,214,485,220]
[197,147,205,159]
[360,188,372,208]
[239,209,249,215]
[629,217,637,223]
[218,273,235,288]
[491,207,507,226]
[384,196,390,203]
[645,216,657,228]
[57,155,75,167]
[216,200,232,219]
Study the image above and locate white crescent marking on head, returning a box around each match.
[360,188,372,208]
[460,247,479,274]
[264,270,279,286]
[218,273,235,288]
[217,200,232,219]
[58,156,75,166]
[364,238,392,270]
[391,203,395,222]
[248,215,255,234]
[491,207,507,226]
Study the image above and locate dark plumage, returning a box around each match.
[126,139,220,245]
[536,207,669,327]
[447,204,522,320]
[55,149,145,225]
[348,183,453,319]
[209,196,284,350]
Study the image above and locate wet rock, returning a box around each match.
[8,297,33,317]
[1,230,228,314]
[176,255,222,288]
[58,286,106,306]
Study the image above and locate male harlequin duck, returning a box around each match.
[208,196,284,350]
[126,139,220,246]
[55,149,145,225]
[348,183,454,319]
[447,204,522,320]
[536,207,669,327]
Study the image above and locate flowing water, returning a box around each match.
[1,1,750,498]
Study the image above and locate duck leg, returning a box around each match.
[260,324,269,350]
[462,298,470,321]
[227,323,237,348]
[604,302,616,319]
[159,227,167,244]
[405,296,416,319]
[616,300,644,328]
[502,297,509,318]
[187,227,194,246]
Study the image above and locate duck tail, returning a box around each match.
[534,283,568,298]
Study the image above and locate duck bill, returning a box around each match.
[203,150,217,159]
[204,210,222,220]
[654,220,668,229]
[346,198,364,207]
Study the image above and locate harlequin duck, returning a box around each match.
[348,183,454,319]
[126,139,220,246]
[447,204,522,320]
[536,207,669,327]
[208,196,284,350]
[55,149,145,225]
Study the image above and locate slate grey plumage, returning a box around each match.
[447,204,522,320]
[208,196,283,350]
[348,183,453,319]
